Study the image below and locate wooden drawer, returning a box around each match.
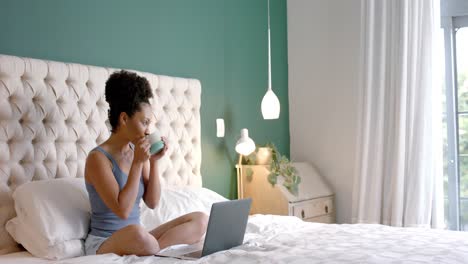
[304,214,335,224]
[292,196,334,220]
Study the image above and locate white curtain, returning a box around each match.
[352,0,444,228]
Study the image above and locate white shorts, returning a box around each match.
[84,234,108,255]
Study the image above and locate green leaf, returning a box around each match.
[288,184,299,196]
[262,142,301,196]
[267,172,277,186]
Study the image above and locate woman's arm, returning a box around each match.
[142,137,168,209]
[142,160,161,209]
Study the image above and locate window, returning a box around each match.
[441,0,468,230]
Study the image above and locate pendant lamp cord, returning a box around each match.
[268,0,272,91]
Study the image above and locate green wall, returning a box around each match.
[0,0,289,199]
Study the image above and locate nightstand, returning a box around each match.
[236,162,335,223]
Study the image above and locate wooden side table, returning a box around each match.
[236,162,335,223]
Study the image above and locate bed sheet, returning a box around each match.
[2,215,468,264]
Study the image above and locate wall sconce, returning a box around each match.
[216,118,225,137]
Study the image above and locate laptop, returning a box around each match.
[156,198,252,260]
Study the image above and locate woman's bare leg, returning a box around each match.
[149,211,208,250]
[97,224,160,256]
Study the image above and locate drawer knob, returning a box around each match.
[301,209,305,218]
[325,205,329,214]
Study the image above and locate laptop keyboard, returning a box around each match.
[182,250,203,258]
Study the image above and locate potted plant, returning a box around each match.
[243,143,301,196]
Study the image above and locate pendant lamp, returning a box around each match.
[261,0,280,120]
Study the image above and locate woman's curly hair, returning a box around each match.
[105,70,153,132]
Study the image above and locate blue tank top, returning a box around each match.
[86,146,145,238]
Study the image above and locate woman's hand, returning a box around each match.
[134,137,151,163]
[150,136,168,163]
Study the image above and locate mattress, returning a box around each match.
[1,215,467,264]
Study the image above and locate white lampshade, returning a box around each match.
[235,128,256,156]
[261,89,280,119]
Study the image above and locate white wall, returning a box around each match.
[287,0,361,223]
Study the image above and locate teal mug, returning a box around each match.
[148,132,165,155]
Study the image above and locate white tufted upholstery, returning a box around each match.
[0,54,202,254]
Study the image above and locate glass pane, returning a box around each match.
[461,197,468,231]
[458,116,468,155]
[460,155,468,197]
[457,28,468,112]
[459,155,468,231]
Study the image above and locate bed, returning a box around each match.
[1,54,468,264]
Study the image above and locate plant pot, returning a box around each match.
[256,147,272,165]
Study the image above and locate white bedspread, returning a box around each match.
[3,215,468,264]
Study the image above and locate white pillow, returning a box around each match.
[5,178,90,260]
[6,218,83,260]
[140,186,227,230]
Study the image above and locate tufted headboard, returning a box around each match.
[0,54,202,254]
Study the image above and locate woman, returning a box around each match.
[84,70,208,256]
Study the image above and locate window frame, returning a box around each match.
[442,12,468,230]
